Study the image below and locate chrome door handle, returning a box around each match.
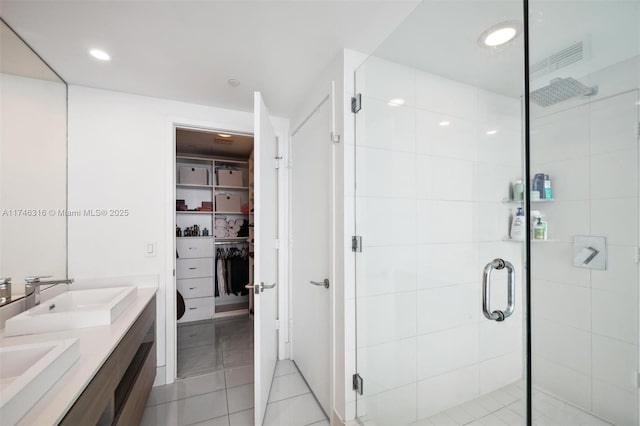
[261,282,276,290]
[482,258,515,322]
[310,279,330,289]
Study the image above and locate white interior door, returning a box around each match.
[290,93,332,413]
[253,92,279,426]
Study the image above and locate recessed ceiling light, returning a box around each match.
[439,121,451,127]
[89,48,110,61]
[486,129,498,135]
[479,20,521,47]
[217,133,232,138]
[388,98,405,107]
[228,79,241,88]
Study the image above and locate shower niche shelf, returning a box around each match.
[502,198,555,204]
[502,237,558,243]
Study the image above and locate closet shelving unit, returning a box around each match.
[176,155,252,322]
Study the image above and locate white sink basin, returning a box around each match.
[0,339,80,425]
[4,286,137,337]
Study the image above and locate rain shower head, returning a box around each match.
[530,77,598,107]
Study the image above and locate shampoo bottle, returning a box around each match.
[510,207,525,240]
[534,216,545,240]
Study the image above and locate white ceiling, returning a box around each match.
[0,0,420,117]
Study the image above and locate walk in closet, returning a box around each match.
[174,127,255,379]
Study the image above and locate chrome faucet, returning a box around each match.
[0,277,12,306]
[25,275,75,309]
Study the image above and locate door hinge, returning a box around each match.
[353,373,363,395]
[351,94,362,113]
[275,156,283,169]
[275,239,280,249]
[275,319,280,330]
[352,236,362,252]
[637,122,640,138]
[331,131,341,144]
[635,247,640,264]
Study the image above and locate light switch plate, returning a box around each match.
[145,242,156,257]
[573,235,606,270]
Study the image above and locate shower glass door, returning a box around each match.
[353,1,526,424]
[528,1,640,425]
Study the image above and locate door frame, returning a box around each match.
[163,116,290,385]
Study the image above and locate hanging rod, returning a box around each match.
[291,94,330,137]
[215,240,249,245]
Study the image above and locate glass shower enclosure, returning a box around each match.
[352,1,640,425]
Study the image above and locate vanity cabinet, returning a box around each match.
[60,296,156,426]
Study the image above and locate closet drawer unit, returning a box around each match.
[177,277,214,299]
[176,238,213,259]
[176,258,214,279]
[178,297,214,323]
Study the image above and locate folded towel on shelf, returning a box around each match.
[215,218,227,227]
[214,227,228,238]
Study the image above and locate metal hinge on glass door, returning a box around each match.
[353,373,363,395]
[351,94,362,113]
[352,236,362,252]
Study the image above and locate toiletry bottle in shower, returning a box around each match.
[533,173,545,198]
[510,207,525,240]
[534,216,545,240]
[544,174,552,199]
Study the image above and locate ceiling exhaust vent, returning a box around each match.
[531,41,585,78]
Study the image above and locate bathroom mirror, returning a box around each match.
[0,19,68,301]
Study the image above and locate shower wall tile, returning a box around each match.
[590,147,639,200]
[417,284,479,334]
[416,200,474,243]
[477,124,522,167]
[415,109,477,160]
[355,97,416,152]
[359,383,417,426]
[592,379,638,426]
[536,200,590,242]
[417,324,479,380]
[415,155,477,201]
[355,146,416,198]
[589,90,640,155]
[479,351,523,394]
[355,197,416,247]
[591,244,639,294]
[416,243,478,287]
[417,365,480,419]
[530,242,590,286]
[415,72,478,120]
[533,317,591,375]
[532,157,590,201]
[530,104,590,164]
[357,291,417,348]
[355,245,417,297]
[357,56,416,107]
[476,162,522,202]
[532,355,591,412]
[532,280,591,331]
[479,317,523,361]
[592,288,639,345]
[474,202,512,242]
[592,334,638,392]
[590,197,639,246]
[357,337,417,395]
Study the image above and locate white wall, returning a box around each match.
[344,56,524,425]
[0,74,67,295]
[530,56,640,425]
[67,85,289,384]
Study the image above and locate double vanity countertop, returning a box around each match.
[0,284,157,425]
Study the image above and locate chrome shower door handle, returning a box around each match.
[482,258,516,322]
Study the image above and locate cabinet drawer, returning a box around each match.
[178,297,214,323]
[176,238,213,259]
[177,277,214,299]
[176,258,213,279]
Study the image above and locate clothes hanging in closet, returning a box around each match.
[215,245,249,297]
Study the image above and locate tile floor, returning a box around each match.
[143,360,328,426]
[145,312,328,426]
[177,316,254,378]
[360,381,612,426]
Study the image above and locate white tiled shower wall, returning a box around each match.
[351,56,525,425]
[530,56,640,426]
